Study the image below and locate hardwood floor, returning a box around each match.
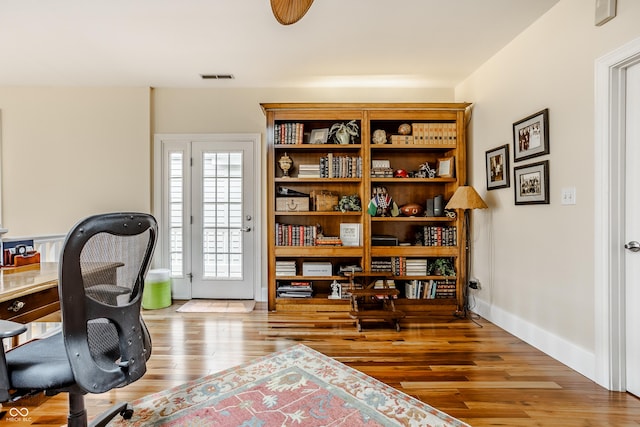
[6,302,640,426]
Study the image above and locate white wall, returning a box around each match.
[0,87,151,236]
[455,0,640,382]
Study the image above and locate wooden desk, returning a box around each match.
[0,263,59,324]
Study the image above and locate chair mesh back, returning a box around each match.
[59,213,157,393]
[81,230,150,370]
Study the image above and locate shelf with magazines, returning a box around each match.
[262,102,471,315]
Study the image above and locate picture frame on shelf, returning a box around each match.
[513,108,549,162]
[340,223,362,247]
[309,128,329,144]
[514,160,549,205]
[486,144,510,190]
[437,157,455,178]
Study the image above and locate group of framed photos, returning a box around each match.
[485,108,550,205]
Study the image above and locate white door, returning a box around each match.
[625,62,640,397]
[154,134,260,300]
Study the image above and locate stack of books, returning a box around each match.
[276,281,313,298]
[275,260,296,276]
[315,236,342,246]
[405,258,428,276]
[297,164,321,178]
[371,258,393,272]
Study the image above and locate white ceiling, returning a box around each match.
[0,0,560,88]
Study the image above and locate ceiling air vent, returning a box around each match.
[201,74,235,80]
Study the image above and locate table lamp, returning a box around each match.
[445,186,488,320]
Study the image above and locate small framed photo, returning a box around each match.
[486,144,510,190]
[514,160,549,205]
[437,157,455,178]
[308,128,329,144]
[513,108,549,162]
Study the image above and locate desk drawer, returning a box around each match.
[0,286,60,323]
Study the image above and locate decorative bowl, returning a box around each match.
[400,203,424,217]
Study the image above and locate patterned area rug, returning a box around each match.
[176,299,255,313]
[107,344,468,426]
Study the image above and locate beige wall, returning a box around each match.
[152,87,454,133]
[455,0,640,380]
[0,87,151,236]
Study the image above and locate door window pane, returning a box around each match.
[202,152,243,279]
[169,152,184,277]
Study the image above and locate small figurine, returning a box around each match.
[417,161,437,178]
[328,280,342,299]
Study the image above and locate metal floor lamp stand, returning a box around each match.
[445,185,488,328]
[453,210,483,327]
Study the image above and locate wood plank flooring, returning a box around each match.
[5,302,640,426]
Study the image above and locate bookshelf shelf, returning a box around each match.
[263,102,471,314]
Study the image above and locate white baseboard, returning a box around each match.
[473,297,596,382]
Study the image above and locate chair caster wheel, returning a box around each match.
[120,404,134,420]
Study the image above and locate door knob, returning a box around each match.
[241,226,252,232]
[625,241,640,252]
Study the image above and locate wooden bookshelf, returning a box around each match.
[262,103,472,314]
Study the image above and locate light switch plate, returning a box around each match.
[561,187,577,205]
[595,0,616,26]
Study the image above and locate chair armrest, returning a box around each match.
[0,320,27,339]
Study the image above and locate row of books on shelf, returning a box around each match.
[423,226,457,247]
[371,257,429,276]
[410,123,457,146]
[321,155,362,178]
[391,257,428,276]
[274,122,304,145]
[276,280,313,298]
[275,224,318,246]
[405,279,456,299]
[297,155,362,178]
[275,223,362,247]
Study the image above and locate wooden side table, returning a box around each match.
[344,271,405,332]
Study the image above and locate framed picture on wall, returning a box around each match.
[514,160,549,205]
[485,144,510,190]
[512,108,549,162]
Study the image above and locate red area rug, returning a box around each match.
[107,344,468,426]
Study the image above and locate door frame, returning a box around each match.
[153,133,262,301]
[594,36,640,391]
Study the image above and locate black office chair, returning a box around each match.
[0,212,157,427]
